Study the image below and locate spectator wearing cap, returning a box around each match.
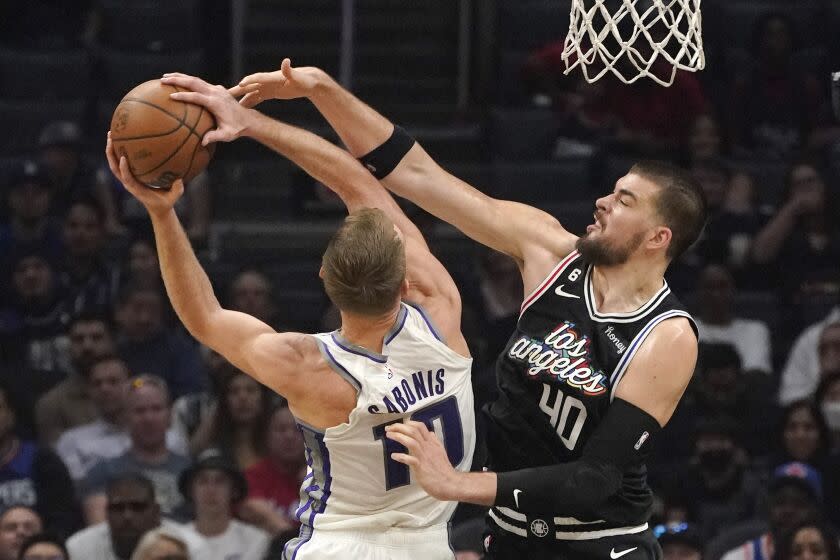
[58,197,118,315]
[665,417,762,540]
[180,449,268,560]
[654,522,703,560]
[0,507,42,560]
[80,375,191,525]
[718,462,824,560]
[0,160,62,271]
[0,382,80,537]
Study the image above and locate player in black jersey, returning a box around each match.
[230,60,708,560]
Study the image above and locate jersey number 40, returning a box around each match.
[539,383,588,451]
[372,396,464,490]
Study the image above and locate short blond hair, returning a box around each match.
[129,527,189,560]
[321,208,406,316]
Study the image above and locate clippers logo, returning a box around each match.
[530,519,550,538]
[507,322,608,395]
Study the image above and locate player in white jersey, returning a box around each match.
[106,74,476,560]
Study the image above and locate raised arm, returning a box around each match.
[159,74,468,355]
[104,135,309,401]
[230,60,578,291]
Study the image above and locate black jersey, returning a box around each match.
[485,250,697,540]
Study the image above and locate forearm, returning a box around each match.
[243,111,382,212]
[309,71,394,157]
[751,205,798,263]
[149,209,221,340]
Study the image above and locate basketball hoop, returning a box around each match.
[562,0,705,87]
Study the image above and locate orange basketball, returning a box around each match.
[110,79,216,190]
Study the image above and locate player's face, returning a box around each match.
[576,174,662,266]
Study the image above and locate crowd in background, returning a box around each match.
[1,1,840,559]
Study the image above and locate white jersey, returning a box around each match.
[289,302,475,537]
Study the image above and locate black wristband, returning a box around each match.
[358,125,416,179]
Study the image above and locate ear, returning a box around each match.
[400,277,410,298]
[648,226,672,252]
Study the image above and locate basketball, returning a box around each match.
[110,79,216,189]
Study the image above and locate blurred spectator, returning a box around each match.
[466,248,521,365]
[683,113,725,166]
[170,350,226,448]
[693,265,773,375]
[772,400,840,514]
[0,248,71,376]
[773,520,840,560]
[17,532,68,560]
[666,417,762,540]
[719,462,824,560]
[654,522,703,560]
[180,449,269,560]
[115,282,204,398]
[59,197,118,315]
[0,507,42,560]
[37,122,108,222]
[0,2,95,49]
[781,317,840,405]
[80,376,191,525]
[815,372,840,452]
[664,343,776,461]
[129,526,192,560]
[67,474,201,560]
[35,312,114,445]
[0,162,62,272]
[751,160,840,338]
[240,404,305,535]
[700,171,772,280]
[727,14,826,156]
[226,269,281,330]
[690,160,730,216]
[0,383,80,536]
[119,237,161,290]
[450,517,484,560]
[189,370,270,470]
[55,356,187,482]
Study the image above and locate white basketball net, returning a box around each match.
[562,0,705,86]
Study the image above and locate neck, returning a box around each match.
[338,305,401,354]
[590,258,668,314]
[131,442,168,463]
[194,510,231,537]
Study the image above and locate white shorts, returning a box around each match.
[282,524,454,560]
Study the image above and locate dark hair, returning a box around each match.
[214,366,272,457]
[777,400,831,463]
[17,532,69,560]
[698,342,742,373]
[630,160,708,260]
[105,473,156,502]
[774,520,840,560]
[64,194,105,226]
[67,310,113,332]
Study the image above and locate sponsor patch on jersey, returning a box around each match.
[506,321,608,395]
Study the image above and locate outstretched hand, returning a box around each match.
[160,73,255,145]
[385,421,460,502]
[229,58,323,108]
[105,132,184,218]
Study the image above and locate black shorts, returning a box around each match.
[483,521,663,560]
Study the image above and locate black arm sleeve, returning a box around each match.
[494,398,660,513]
[33,447,83,537]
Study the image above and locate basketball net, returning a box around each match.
[562,0,705,87]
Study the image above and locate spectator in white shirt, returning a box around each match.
[779,309,840,405]
[179,449,269,560]
[55,356,186,481]
[694,264,773,374]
